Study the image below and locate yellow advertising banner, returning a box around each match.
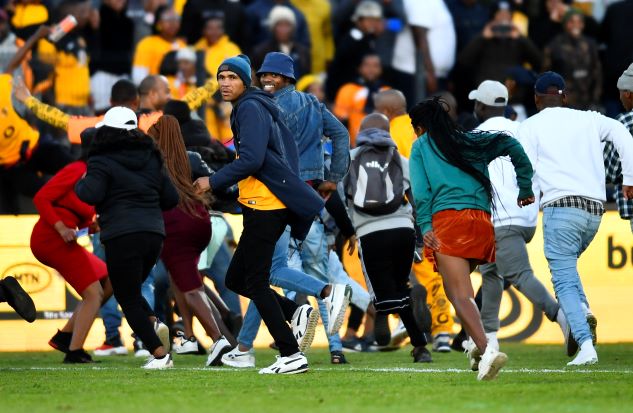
[1,212,632,352]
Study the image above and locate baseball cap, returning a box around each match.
[96,106,138,130]
[534,71,566,95]
[176,47,196,63]
[352,1,383,22]
[468,80,508,107]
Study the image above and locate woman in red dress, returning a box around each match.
[31,131,112,363]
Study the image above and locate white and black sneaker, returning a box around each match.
[142,353,174,369]
[222,347,256,368]
[477,346,508,381]
[154,320,171,352]
[258,352,308,375]
[173,331,199,355]
[206,336,232,367]
[291,304,319,352]
[323,284,352,336]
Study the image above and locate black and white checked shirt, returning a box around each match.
[543,196,605,216]
[604,111,633,219]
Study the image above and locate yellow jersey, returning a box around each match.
[38,38,90,107]
[133,35,186,76]
[0,74,40,166]
[237,164,285,211]
[389,114,417,159]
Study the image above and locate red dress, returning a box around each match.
[161,202,211,292]
[30,161,107,294]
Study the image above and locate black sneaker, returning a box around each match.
[64,349,98,364]
[451,329,467,352]
[331,351,349,364]
[49,330,72,353]
[412,346,433,363]
[411,284,432,333]
[1,276,36,322]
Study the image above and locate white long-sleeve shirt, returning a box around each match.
[518,107,633,206]
[477,116,539,228]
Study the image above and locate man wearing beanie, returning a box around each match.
[518,71,633,367]
[221,51,355,367]
[604,62,633,232]
[194,54,325,374]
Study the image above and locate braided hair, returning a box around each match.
[409,97,511,206]
[148,115,211,217]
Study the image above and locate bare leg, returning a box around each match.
[171,281,195,338]
[361,304,376,340]
[184,287,223,341]
[61,303,81,333]
[435,252,487,352]
[68,281,104,351]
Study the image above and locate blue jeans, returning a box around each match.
[543,207,600,347]
[201,241,242,315]
[237,223,342,350]
[93,234,156,341]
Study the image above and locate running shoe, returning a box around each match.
[411,346,433,363]
[173,331,199,355]
[206,336,232,366]
[258,353,308,375]
[432,333,451,353]
[323,284,352,336]
[94,337,128,356]
[477,347,508,381]
[133,336,150,358]
[64,349,97,364]
[142,354,174,369]
[330,350,348,364]
[154,320,171,352]
[222,347,256,368]
[48,330,72,354]
[291,304,319,352]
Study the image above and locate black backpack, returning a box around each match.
[345,145,404,216]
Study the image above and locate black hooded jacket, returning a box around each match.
[75,130,179,242]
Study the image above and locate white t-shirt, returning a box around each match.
[392,0,456,77]
[477,116,539,228]
[518,107,633,206]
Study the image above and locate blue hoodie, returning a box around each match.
[210,88,324,240]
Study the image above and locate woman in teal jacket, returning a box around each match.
[408,98,534,381]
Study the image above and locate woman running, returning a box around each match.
[75,107,179,369]
[408,98,534,381]
[31,130,112,363]
[148,115,233,366]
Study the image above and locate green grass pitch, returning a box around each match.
[0,343,631,413]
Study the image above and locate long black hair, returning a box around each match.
[409,97,511,206]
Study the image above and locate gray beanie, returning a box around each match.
[617,63,633,91]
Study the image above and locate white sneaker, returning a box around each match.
[173,331,199,355]
[485,332,499,352]
[206,336,232,367]
[133,337,150,357]
[567,340,598,366]
[154,320,171,352]
[389,320,409,348]
[258,352,308,375]
[432,333,451,353]
[94,342,128,356]
[463,338,482,371]
[323,284,352,336]
[477,346,508,381]
[142,353,174,369]
[291,304,319,352]
[222,347,256,368]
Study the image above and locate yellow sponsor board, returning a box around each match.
[1,212,632,352]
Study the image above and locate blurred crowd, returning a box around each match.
[1,0,632,212]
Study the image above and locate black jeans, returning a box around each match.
[103,232,163,353]
[225,207,299,357]
[359,227,427,347]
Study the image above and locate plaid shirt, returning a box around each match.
[543,196,605,216]
[604,111,633,219]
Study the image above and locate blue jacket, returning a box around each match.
[210,88,324,240]
[274,85,350,182]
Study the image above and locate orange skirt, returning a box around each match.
[424,209,495,270]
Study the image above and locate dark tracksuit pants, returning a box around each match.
[225,206,300,357]
[103,232,163,353]
[359,227,428,347]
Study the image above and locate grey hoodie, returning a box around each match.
[347,128,414,238]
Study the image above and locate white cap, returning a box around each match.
[176,47,196,63]
[468,80,508,107]
[96,106,138,130]
[268,5,296,28]
[352,1,383,22]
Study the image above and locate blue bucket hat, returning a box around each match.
[217,54,252,87]
[256,52,296,82]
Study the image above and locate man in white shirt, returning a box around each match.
[519,71,633,366]
[470,80,566,355]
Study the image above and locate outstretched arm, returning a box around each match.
[4,25,50,75]
[13,76,70,130]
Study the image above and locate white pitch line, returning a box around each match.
[1,366,632,374]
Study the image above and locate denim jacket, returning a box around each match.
[274,85,350,182]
